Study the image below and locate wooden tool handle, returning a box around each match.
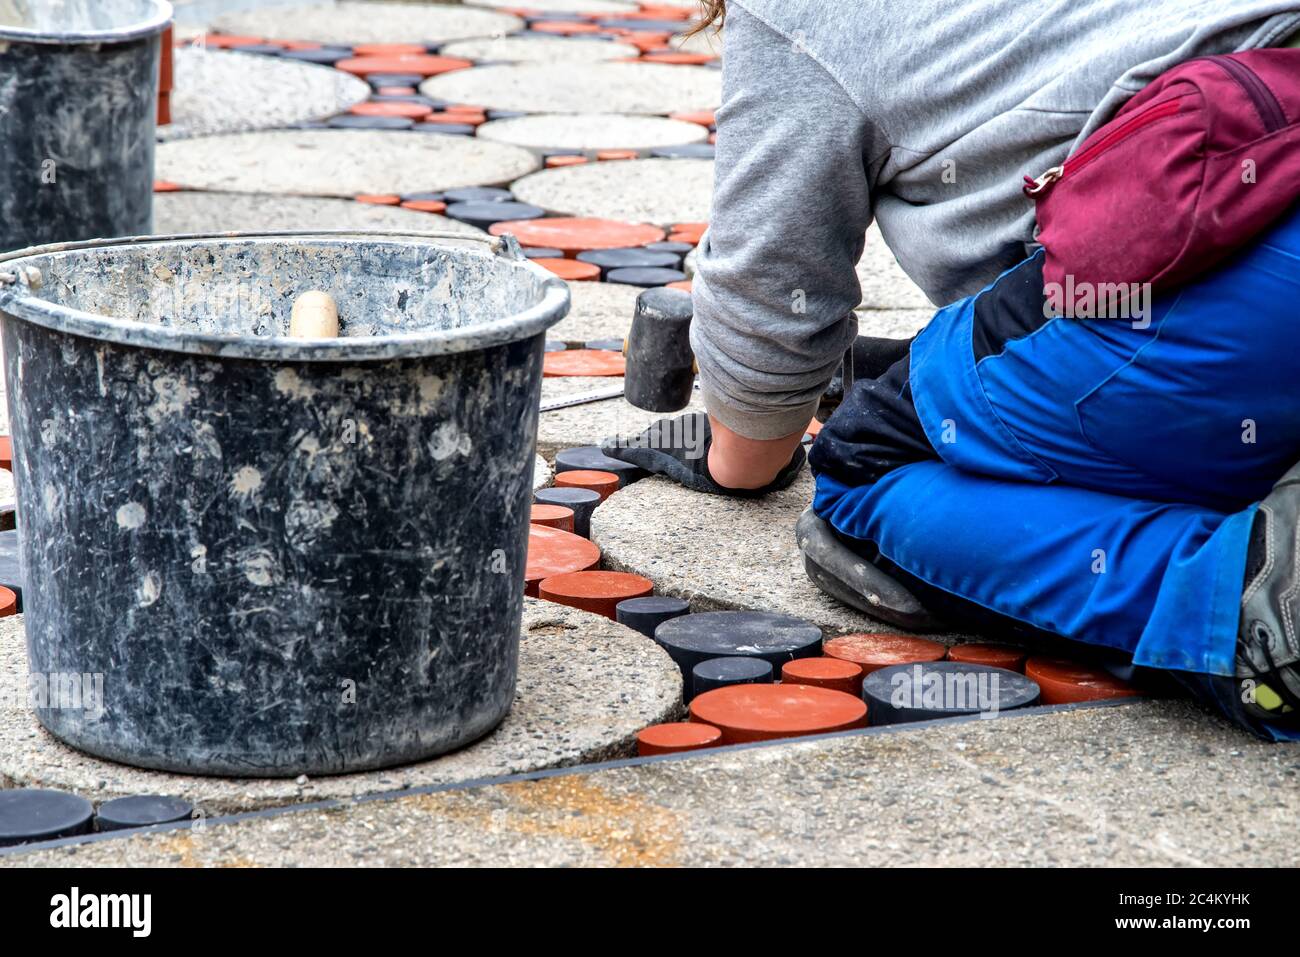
[289,290,339,338]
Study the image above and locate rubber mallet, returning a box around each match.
[622,287,695,412]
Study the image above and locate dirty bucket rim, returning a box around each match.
[0,230,570,363]
[0,0,173,44]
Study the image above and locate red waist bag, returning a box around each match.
[1025,48,1300,299]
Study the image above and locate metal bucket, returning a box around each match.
[0,230,568,776]
[0,0,173,252]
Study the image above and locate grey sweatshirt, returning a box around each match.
[692,0,1300,440]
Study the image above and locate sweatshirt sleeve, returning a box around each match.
[690,3,878,441]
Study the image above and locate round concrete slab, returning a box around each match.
[0,601,681,813]
[422,62,721,116]
[155,129,540,198]
[547,281,641,346]
[478,113,708,154]
[538,376,705,459]
[855,309,933,339]
[532,453,553,491]
[439,36,638,64]
[159,48,369,142]
[513,158,713,224]
[858,226,933,310]
[212,1,522,46]
[591,471,970,637]
[467,0,635,11]
[672,30,723,57]
[153,192,488,239]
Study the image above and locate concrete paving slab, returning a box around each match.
[592,472,947,635]
[512,158,712,225]
[9,699,1292,866]
[159,48,369,142]
[155,129,540,198]
[422,62,721,116]
[547,280,641,346]
[439,36,639,64]
[0,600,682,813]
[478,114,708,154]
[153,191,488,239]
[538,377,705,460]
[212,1,522,46]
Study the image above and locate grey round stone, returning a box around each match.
[159,48,370,142]
[439,35,639,64]
[0,601,682,812]
[512,158,713,224]
[422,62,721,116]
[444,201,544,230]
[413,123,477,136]
[477,113,708,152]
[212,2,523,47]
[152,192,488,240]
[650,143,715,159]
[329,114,415,130]
[155,129,540,198]
[606,266,687,287]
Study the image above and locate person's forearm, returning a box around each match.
[707,415,805,489]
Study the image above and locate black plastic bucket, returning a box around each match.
[0,229,568,776]
[0,1,173,252]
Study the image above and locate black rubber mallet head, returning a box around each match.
[623,287,695,413]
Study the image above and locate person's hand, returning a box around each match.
[601,412,805,497]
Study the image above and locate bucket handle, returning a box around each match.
[0,228,528,287]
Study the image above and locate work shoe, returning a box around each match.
[1236,461,1300,725]
[795,507,942,631]
[602,411,805,498]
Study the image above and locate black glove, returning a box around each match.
[601,411,805,498]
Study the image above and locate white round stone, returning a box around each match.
[857,225,934,310]
[161,48,369,142]
[671,30,723,56]
[512,157,713,225]
[477,113,708,153]
[532,453,552,491]
[439,35,638,64]
[211,1,522,46]
[153,192,487,242]
[0,602,682,812]
[422,62,721,116]
[546,280,643,346]
[155,129,540,198]
[466,0,636,12]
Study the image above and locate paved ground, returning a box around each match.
[2,0,1294,867]
[6,699,1295,867]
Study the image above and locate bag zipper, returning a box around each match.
[1206,54,1286,133]
[1024,98,1182,196]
